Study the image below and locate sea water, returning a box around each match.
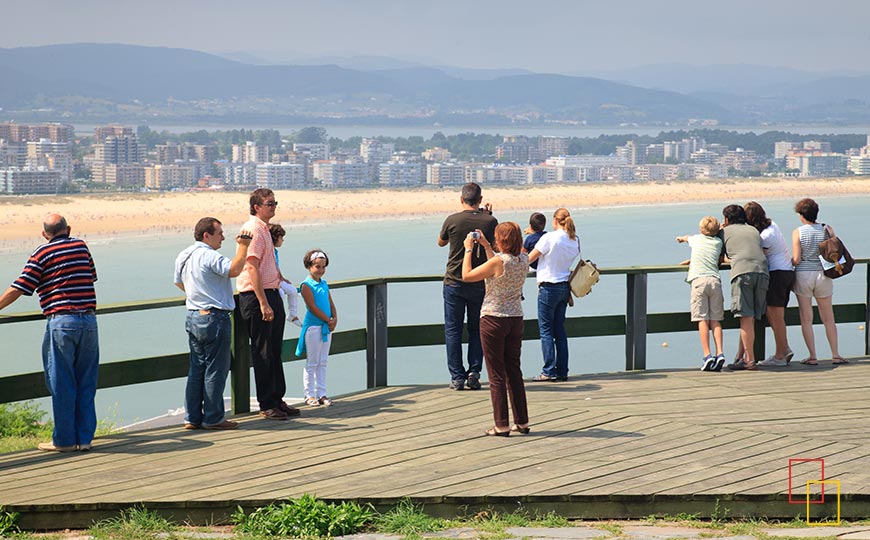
[1,196,868,425]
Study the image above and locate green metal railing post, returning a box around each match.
[865,262,870,356]
[366,281,388,388]
[625,271,648,371]
[231,303,251,414]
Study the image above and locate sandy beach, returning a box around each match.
[1,177,868,249]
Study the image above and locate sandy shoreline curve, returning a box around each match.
[1,177,868,248]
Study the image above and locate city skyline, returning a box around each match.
[3,0,870,74]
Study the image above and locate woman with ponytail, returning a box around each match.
[528,208,581,382]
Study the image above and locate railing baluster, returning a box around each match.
[865,262,870,356]
[231,303,251,414]
[625,271,648,371]
[366,281,388,388]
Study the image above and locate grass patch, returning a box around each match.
[233,494,373,538]
[0,401,53,454]
[373,498,450,538]
[0,401,120,454]
[89,506,176,539]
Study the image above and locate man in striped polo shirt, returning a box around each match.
[0,214,99,453]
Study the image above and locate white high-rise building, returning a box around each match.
[26,138,72,182]
[293,143,330,161]
[0,168,63,194]
[378,162,423,185]
[256,163,306,189]
[426,163,465,185]
[232,141,270,164]
[313,161,370,188]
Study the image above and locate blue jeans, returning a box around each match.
[185,309,232,426]
[42,312,99,447]
[538,282,571,378]
[443,283,485,382]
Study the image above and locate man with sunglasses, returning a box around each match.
[237,188,299,420]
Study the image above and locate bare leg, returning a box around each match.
[815,295,840,358]
[796,294,817,359]
[766,305,789,358]
[740,316,756,365]
[711,321,723,356]
[698,320,711,356]
[735,333,745,360]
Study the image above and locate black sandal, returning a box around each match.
[511,424,530,434]
[485,427,510,437]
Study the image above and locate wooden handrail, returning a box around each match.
[2,261,868,411]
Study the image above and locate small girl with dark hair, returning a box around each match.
[268,223,301,327]
[295,249,337,406]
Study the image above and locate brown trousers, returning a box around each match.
[480,315,529,428]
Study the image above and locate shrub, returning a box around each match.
[233,494,373,538]
[0,505,19,535]
[0,402,51,438]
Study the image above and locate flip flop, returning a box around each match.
[832,356,850,364]
[800,358,818,365]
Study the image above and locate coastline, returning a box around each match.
[1,177,869,248]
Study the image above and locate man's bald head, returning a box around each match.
[43,214,69,238]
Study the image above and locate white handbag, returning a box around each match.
[569,259,599,298]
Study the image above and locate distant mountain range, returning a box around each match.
[1,43,869,126]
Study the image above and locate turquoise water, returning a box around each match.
[1,196,868,425]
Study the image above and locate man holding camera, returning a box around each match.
[174,217,250,430]
[437,182,498,390]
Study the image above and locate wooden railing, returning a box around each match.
[2,262,869,414]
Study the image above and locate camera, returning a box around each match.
[239,234,253,240]
[470,231,480,240]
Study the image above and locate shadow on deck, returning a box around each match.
[5,359,870,529]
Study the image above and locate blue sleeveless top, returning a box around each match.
[295,276,332,356]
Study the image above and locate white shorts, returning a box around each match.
[793,270,833,299]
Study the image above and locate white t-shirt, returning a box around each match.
[534,229,581,284]
[760,221,793,272]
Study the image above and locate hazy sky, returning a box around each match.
[4,0,869,73]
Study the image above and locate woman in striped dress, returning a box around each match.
[791,198,843,365]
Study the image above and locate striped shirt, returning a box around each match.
[796,223,826,272]
[11,235,97,316]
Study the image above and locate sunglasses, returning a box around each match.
[261,201,278,207]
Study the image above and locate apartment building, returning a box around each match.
[256,163,306,189]
[0,168,63,194]
[232,141,270,164]
[378,161,424,185]
[422,147,451,162]
[216,161,258,186]
[786,152,848,176]
[848,155,870,176]
[546,155,628,167]
[0,140,27,168]
[538,136,570,158]
[313,161,370,188]
[144,163,202,190]
[426,163,465,185]
[293,143,330,161]
[26,139,72,182]
[0,122,74,143]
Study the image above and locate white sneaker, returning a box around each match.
[759,355,788,367]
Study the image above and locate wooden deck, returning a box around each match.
[5,359,870,528]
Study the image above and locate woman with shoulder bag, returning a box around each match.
[527,208,580,382]
[791,198,843,365]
